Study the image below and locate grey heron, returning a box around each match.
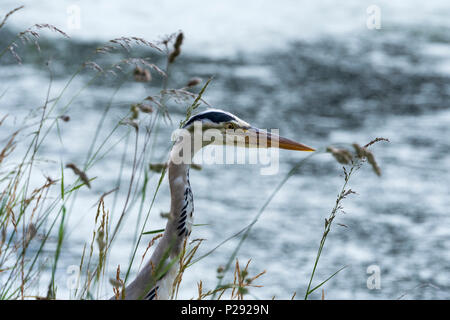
[117,109,315,300]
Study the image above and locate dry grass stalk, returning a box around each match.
[364,137,390,148]
[197,284,230,300]
[98,188,118,203]
[144,95,163,108]
[138,233,163,272]
[0,6,24,30]
[0,131,18,166]
[327,137,388,176]
[305,138,388,299]
[197,280,203,299]
[23,176,56,209]
[231,259,266,300]
[5,176,20,232]
[195,266,231,300]
[104,37,162,53]
[82,55,165,82]
[0,114,8,126]
[79,199,110,297]
[119,118,139,131]
[161,88,210,107]
[118,58,166,77]
[111,265,125,300]
[7,23,69,63]
[0,228,6,254]
[0,15,206,300]
[171,238,204,299]
[95,199,110,279]
[83,61,103,73]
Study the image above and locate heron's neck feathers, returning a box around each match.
[164,137,196,254]
[121,134,197,300]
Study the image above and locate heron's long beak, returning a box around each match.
[250,128,315,152]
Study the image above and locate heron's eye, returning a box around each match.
[224,122,236,130]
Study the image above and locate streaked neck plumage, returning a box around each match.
[120,133,197,300]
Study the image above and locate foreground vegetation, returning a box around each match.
[0,6,386,300]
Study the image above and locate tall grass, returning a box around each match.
[0,6,386,300]
[0,6,197,299]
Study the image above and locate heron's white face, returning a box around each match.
[183,109,315,152]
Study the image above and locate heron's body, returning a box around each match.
[115,109,314,300]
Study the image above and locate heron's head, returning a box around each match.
[181,109,315,152]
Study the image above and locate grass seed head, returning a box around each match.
[133,66,151,82]
[352,143,382,176]
[137,103,154,114]
[66,163,91,188]
[168,32,184,63]
[186,77,202,87]
[59,115,70,122]
[326,146,353,165]
[25,223,37,244]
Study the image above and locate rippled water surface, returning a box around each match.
[1,0,449,299]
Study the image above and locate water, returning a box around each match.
[1,0,450,299]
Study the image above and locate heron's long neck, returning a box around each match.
[165,156,194,253]
[122,139,196,300]
[153,137,197,260]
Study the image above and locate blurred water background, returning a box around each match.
[1,0,450,299]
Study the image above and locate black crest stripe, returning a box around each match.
[183,111,236,128]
